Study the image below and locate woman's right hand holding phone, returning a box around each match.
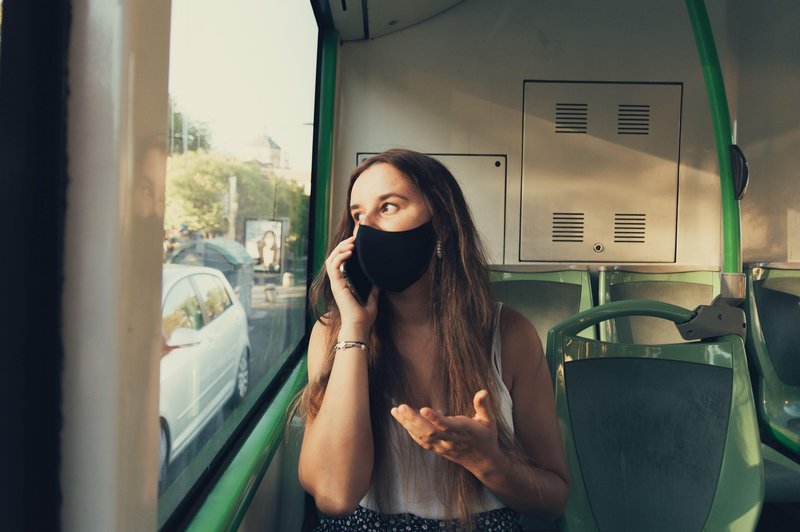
[325,236,379,337]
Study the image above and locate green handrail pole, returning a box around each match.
[311,29,338,278]
[685,0,742,274]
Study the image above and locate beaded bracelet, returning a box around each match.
[334,340,370,353]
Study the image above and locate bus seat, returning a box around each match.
[745,263,800,461]
[598,268,720,344]
[548,300,763,531]
[490,269,595,382]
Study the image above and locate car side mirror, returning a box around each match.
[166,327,201,348]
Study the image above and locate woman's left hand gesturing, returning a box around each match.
[390,390,504,475]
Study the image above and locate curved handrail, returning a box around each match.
[549,299,694,338]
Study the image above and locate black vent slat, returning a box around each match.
[614,213,646,243]
[552,213,585,242]
[618,104,650,135]
[556,103,588,134]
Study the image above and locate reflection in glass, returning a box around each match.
[194,273,233,321]
[158,0,317,514]
[162,278,202,338]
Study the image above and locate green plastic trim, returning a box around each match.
[751,265,800,282]
[744,268,800,457]
[186,359,308,532]
[602,269,720,289]
[597,269,721,342]
[688,336,763,531]
[311,28,338,278]
[685,0,742,274]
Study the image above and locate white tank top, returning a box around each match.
[360,303,513,519]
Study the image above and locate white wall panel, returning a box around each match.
[358,152,507,263]
[332,0,734,268]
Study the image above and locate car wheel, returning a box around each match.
[233,348,249,404]
[159,422,170,492]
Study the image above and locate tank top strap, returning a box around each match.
[491,301,504,376]
[490,301,514,435]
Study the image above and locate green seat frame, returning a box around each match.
[490,269,595,383]
[549,300,763,531]
[598,269,720,344]
[745,264,800,459]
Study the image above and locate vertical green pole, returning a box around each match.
[685,0,741,274]
[311,29,338,278]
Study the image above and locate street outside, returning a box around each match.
[160,281,307,493]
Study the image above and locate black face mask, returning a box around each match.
[355,221,436,292]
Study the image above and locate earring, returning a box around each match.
[435,239,443,259]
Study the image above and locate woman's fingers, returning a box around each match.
[324,237,355,276]
[392,405,438,443]
[324,237,369,312]
[420,407,448,431]
[391,405,467,447]
[391,397,503,471]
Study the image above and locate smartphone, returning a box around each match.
[339,247,373,305]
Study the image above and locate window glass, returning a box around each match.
[161,277,203,338]
[203,248,234,275]
[193,273,233,322]
[158,0,317,520]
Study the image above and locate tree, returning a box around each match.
[168,96,212,154]
[165,150,309,248]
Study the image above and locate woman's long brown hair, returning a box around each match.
[299,149,522,526]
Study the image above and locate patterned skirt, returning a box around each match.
[315,505,522,531]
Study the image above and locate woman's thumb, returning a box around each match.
[473,389,492,424]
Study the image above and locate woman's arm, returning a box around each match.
[297,321,374,515]
[298,237,379,516]
[390,307,569,518]
[475,306,569,517]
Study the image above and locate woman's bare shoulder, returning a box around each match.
[499,305,546,380]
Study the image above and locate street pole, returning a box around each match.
[227,175,238,240]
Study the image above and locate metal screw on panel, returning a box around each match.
[593,243,604,253]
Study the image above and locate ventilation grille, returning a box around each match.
[555,103,588,134]
[617,104,650,135]
[552,212,585,242]
[614,213,646,243]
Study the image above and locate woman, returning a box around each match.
[257,229,280,271]
[298,149,569,530]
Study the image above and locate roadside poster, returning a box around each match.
[245,219,282,272]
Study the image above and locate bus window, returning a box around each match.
[158,0,318,523]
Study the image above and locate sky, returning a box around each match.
[168,0,318,170]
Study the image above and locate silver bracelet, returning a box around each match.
[334,340,370,353]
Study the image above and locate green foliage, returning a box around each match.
[169,97,212,153]
[165,151,309,251]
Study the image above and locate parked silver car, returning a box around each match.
[159,264,250,483]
